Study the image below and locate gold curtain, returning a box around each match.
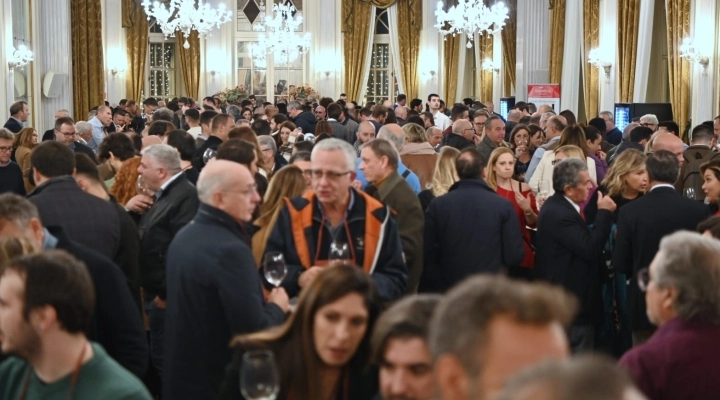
[71,0,105,121]
[549,0,566,84]
[397,0,420,99]
[176,31,201,99]
[123,0,149,101]
[443,35,460,104]
[501,0,516,97]
[666,0,691,140]
[583,0,600,118]
[360,0,397,7]
[617,0,640,102]
[342,0,374,101]
[479,33,493,102]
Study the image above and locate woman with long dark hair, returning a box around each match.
[218,265,381,400]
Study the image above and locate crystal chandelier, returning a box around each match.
[435,0,509,48]
[8,45,33,69]
[250,2,311,68]
[142,0,233,49]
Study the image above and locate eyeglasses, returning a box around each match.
[308,169,352,181]
[261,148,274,153]
[57,130,76,137]
[0,146,12,153]
[640,123,655,128]
[637,267,651,292]
[223,185,258,196]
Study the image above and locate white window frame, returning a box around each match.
[365,8,395,104]
[146,27,183,101]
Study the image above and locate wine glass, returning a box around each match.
[263,252,287,288]
[240,350,279,400]
[684,188,696,200]
[329,241,351,266]
[536,190,548,210]
[203,148,217,164]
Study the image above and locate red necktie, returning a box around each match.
[580,209,586,221]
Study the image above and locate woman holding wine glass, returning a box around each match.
[218,265,382,400]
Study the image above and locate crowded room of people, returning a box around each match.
[1,0,720,399]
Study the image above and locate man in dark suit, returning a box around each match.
[3,101,28,133]
[535,158,617,353]
[41,109,71,141]
[163,160,288,400]
[27,141,120,260]
[125,144,199,379]
[423,147,525,293]
[51,116,98,163]
[362,138,424,293]
[613,150,710,345]
[192,113,234,172]
[0,193,148,378]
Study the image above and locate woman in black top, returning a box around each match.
[218,265,381,400]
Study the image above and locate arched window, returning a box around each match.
[365,8,396,104]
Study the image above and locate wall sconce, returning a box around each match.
[321,71,332,78]
[422,70,436,79]
[481,58,499,73]
[679,37,709,67]
[8,45,33,69]
[110,67,125,76]
[588,48,612,80]
[107,52,127,76]
[209,70,218,77]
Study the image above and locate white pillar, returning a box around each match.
[515,0,550,100]
[632,0,655,103]
[690,0,717,125]
[598,0,617,112]
[201,0,234,98]
[307,0,342,98]
[493,32,502,105]
[32,0,72,133]
[419,0,440,100]
[1,0,12,118]
[560,0,582,113]
[102,0,126,105]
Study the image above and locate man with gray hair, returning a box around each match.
[42,109,71,141]
[288,100,317,134]
[535,158,617,353]
[163,160,288,400]
[430,275,576,399]
[151,107,175,123]
[361,139,424,293]
[354,124,422,194]
[639,114,659,132]
[126,144,199,379]
[426,126,443,150]
[264,138,407,301]
[599,110,623,145]
[75,121,93,145]
[620,231,720,400]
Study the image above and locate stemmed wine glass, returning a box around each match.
[263,252,287,288]
[136,175,155,196]
[240,350,280,400]
[536,190,548,210]
[329,241,351,266]
[684,188,696,200]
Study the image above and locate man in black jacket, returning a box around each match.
[0,193,147,378]
[535,158,617,353]
[192,113,234,172]
[163,160,288,400]
[27,141,120,260]
[613,150,710,345]
[423,147,525,293]
[288,100,317,134]
[125,144,199,380]
[3,101,27,133]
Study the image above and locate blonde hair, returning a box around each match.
[430,146,460,196]
[486,147,515,191]
[252,165,307,265]
[554,145,586,162]
[403,123,428,143]
[602,149,647,197]
[0,236,38,273]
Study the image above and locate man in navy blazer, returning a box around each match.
[3,101,28,133]
[535,158,617,353]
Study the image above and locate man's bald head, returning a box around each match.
[537,104,553,114]
[395,106,408,120]
[622,123,640,141]
[507,109,522,122]
[652,133,685,166]
[452,119,473,135]
[197,160,248,203]
[377,123,406,152]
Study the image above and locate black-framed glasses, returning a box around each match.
[308,169,352,181]
[641,123,655,128]
[58,131,76,137]
[0,146,12,153]
[637,267,651,292]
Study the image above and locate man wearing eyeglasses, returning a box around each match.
[264,138,407,301]
[620,231,720,400]
[54,117,97,164]
[0,128,25,195]
[639,114,659,132]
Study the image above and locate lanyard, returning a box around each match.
[18,342,88,400]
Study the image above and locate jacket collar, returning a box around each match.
[482,134,498,149]
[28,176,80,197]
[195,203,251,244]
[400,142,436,156]
[371,171,404,200]
[449,178,494,193]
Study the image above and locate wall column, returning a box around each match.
[32,0,72,132]
[102,0,126,105]
[307,0,342,98]
[515,0,550,101]
[560,0,582,113]
[690,0,717,126]
[418,0,440,101]
[598,0,617,113]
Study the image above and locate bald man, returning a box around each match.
[652,133,685,167]
[445,119,477,151]
[537,104,553,114]
[426,126,443,149]
[164,159,289,400]
[314,105,326,121]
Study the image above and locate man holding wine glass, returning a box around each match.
[163,159,289,400]
[264,138,408,301]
